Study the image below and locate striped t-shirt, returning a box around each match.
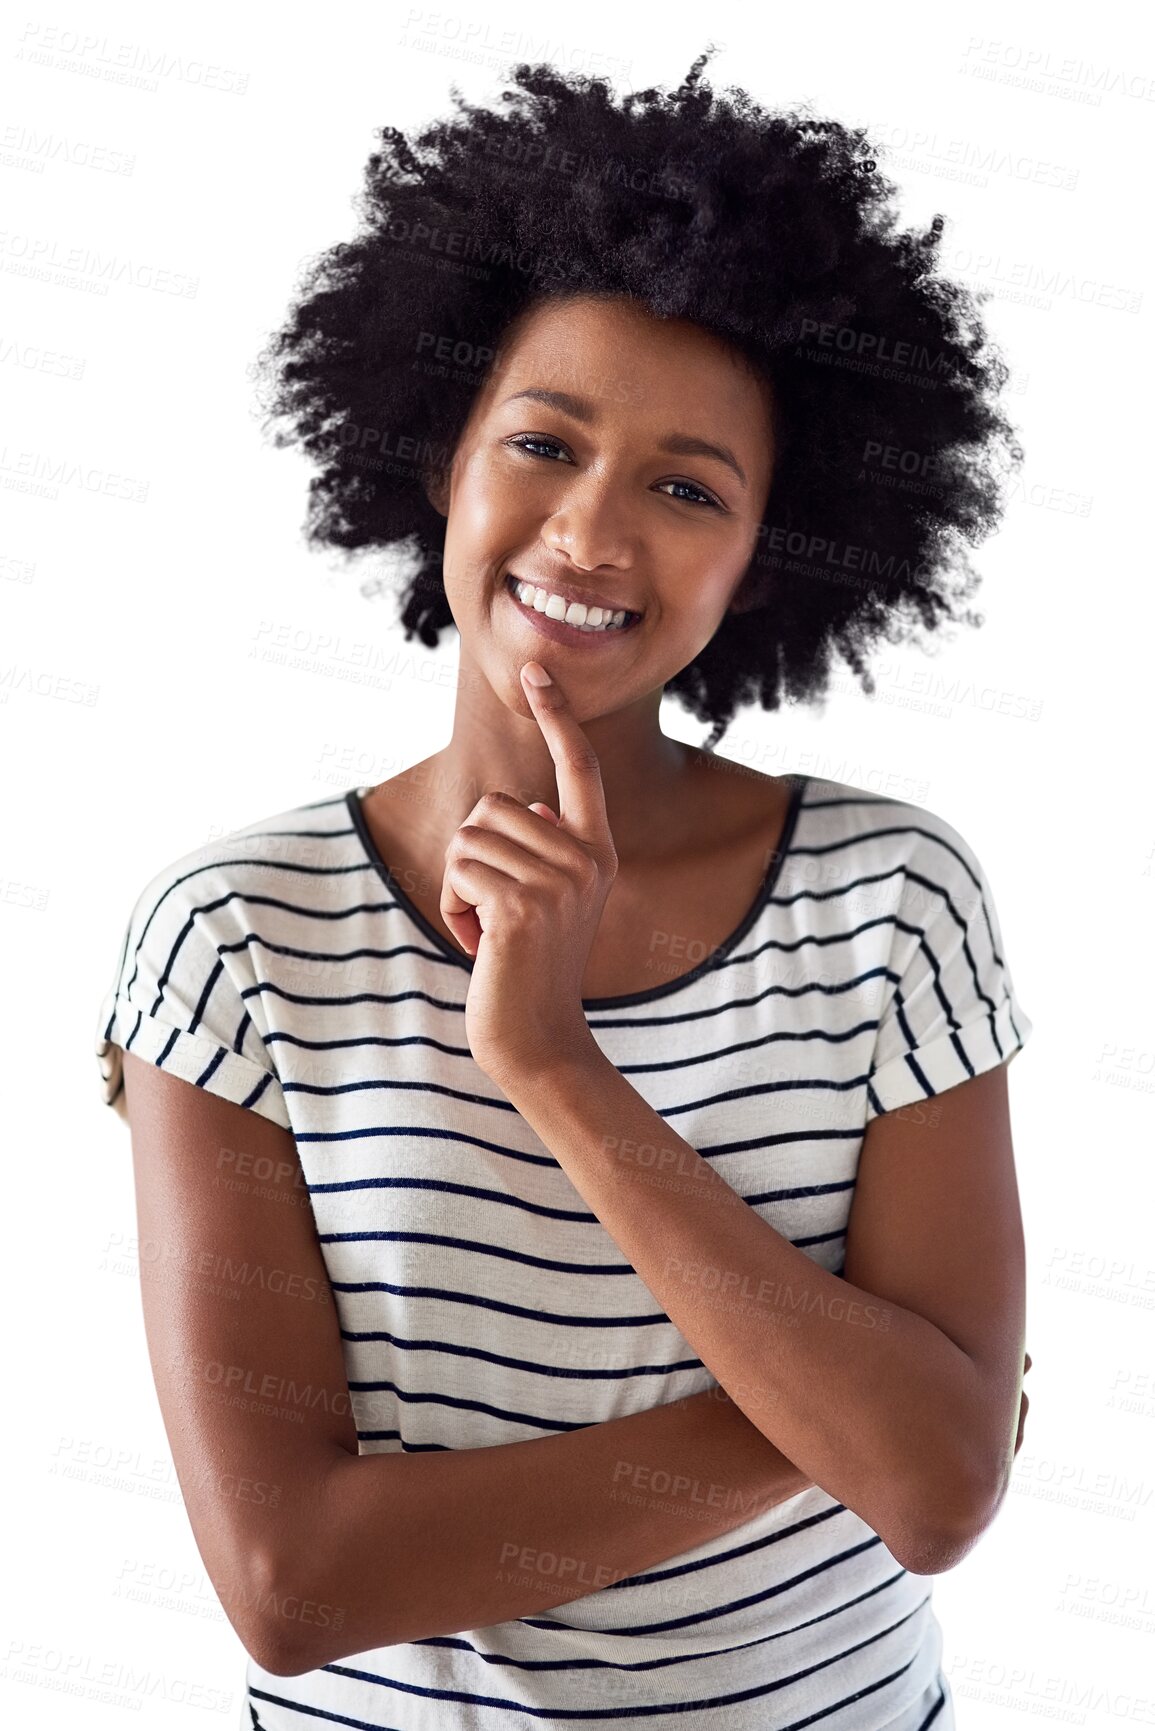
[94,772,1033,1731]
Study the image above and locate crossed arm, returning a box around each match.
[120,1046,1029,1677]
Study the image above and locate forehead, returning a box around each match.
[482,294,774,451]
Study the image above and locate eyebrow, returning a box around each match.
[501,387,749,490]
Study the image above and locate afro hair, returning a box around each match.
[251,47,1023,749]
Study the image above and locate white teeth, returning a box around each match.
[511,577,632,632]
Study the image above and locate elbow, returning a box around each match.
[248,1611,322,1680]
[246,1445,372,1674]
[248,1628,304,1680]
[241,1547,325,1679]
[252,1637,317,1680]
[891,1456,1004,1578]
[247,1589,314,1678]
[244,1537,373,1677]
[202,1543,296,1676]
[891,1528,970,1577]
[890,1510,980,1577]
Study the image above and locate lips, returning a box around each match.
[507,572,642,622]
[503,573,644,645]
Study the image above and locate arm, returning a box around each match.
[448,683,1033,1580]
[304,1379,807,1670]
[121,1053,812,1679]
[492,1046,1029,1577]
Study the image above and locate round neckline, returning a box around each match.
[344,773,810,1010]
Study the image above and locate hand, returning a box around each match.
[1014,1351,1032,1458]
[440,662,618,1083]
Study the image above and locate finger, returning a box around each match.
[519,662,611,847]
[529,802,560,825]
[440,856,520,956]
[454,803,576,875]
[448,821,567,897]
[1024,1352,1032,1374]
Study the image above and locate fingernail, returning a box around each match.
[521,662,552,687]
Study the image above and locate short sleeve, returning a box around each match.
[94,855,291,1131]
[865,815,1033,1122]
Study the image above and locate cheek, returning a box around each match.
[445,451,501,525]
[676,586,734,635]
[671,594,739,663]
[446,487,502,557]
[645,607,727,678]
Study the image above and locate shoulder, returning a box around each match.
[796,773,983,869]
[786,773,1005,938]
[97,789,360,1128]
[697,758,989,903]
[123,788,360,940]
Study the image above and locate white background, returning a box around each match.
[2,0,1152,1725]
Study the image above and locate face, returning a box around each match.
[426,293,776,727]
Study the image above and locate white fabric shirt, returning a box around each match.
[95,773,1033,1730]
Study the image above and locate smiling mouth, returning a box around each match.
[504,573,643,635]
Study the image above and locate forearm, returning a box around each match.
[498,1046,985,1563]
[273,1388,812,1673]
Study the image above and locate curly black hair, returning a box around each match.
[251,47,1022,750]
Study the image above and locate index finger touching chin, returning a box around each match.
[519,664,610,843]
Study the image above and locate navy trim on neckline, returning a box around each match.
[344,773,811,1010]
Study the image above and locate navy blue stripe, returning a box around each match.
[100,776,1024,1725]
[328,1258,846,1331]
[250,1594,929,1721]
[294,1114,862,1168]
[262,1018,880,1088]
[306,1171,856,1217]
[412,1566,907,1672]
[917,1683,948,1728]
[789,816,994,926]
[344,1329,705,1382]
[576,1538,889,1637]
[317,1227,844,1281]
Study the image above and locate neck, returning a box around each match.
[401,669,702,866]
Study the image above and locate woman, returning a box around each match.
[95,51,1033,1730]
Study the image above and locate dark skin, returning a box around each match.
[358,292,793,998]
[117,298,1029,1668]
[359,287,1032,1498]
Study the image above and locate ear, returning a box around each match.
[727,564,775,615]
[423,465,450,518]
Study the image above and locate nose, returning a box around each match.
[540,473,635,574]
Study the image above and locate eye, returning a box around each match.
[505,435,724,511]
[507,434,569,462]
[657,478,722,510]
